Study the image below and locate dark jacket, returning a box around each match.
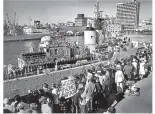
[95,82,103,93]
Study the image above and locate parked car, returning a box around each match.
[76,60,88,66]
[61,64,71,70]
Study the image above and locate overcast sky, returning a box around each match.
[4,0,152,25]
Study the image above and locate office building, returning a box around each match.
[116,0,140,32]
[75,14,87,27]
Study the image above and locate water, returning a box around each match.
[4,36,84,66]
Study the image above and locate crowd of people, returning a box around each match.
[3,41,152,113]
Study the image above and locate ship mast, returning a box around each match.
[94,0,103,19]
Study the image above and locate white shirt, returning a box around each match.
[140,62,145,75]
[41,104,52,113]
[132,62,137,69]
[52,88,59,104]
[115,70,124,83]
[52,88,58,95]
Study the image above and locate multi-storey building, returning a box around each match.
[75,14,87,27]
[107,24,123,37]
[107,24,123,33]
[116,0,140,32]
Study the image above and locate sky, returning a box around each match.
[4,0,152,25]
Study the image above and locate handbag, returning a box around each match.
[117,86,123,94]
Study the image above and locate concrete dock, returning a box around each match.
[115,72,152,113]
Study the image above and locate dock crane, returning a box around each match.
[4,12,23,36]
[6,13,14,35]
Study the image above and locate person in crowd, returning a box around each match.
[3,98,16,113]
[81,75,87,86]
[72,83,84,113]
[120,59,125,69]
[123,60,134,81]
[132,58,138,80]
[16,102,26,113]
[139,57,146,79]
[148,53,152,72]
[144,61,149,76]
[84,78,96,112]
[42,83,50,92]
[115,64,124,94]
[26,90,36,104]
[139,58,146,80]
[86,71,93,85]
[51,83,59,113]
[30,103,38,113]
[40,96,53,113]
[42,83,54,104]
[79,88,88,113]
[95,69,105,86]
[59,97,69,113]
[94,77,103,110]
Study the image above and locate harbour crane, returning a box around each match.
[5,12,23,35]
[6,13,14,35]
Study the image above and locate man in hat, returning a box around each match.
[95,69,105,86]
[42,83,54,110]
[51,83,59,113]
[26,90,36,104]
[123,60,134,81]
[84,78,96,112]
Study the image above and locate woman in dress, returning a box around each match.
[139,58,146,79]
[115,64,125,93]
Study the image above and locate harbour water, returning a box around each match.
[4,35,152,66]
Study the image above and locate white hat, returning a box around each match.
[97,70,102,74]
[28,90,32,94]
[133,59,136,62]
[116,65,121,70]
[87,72,92,77]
